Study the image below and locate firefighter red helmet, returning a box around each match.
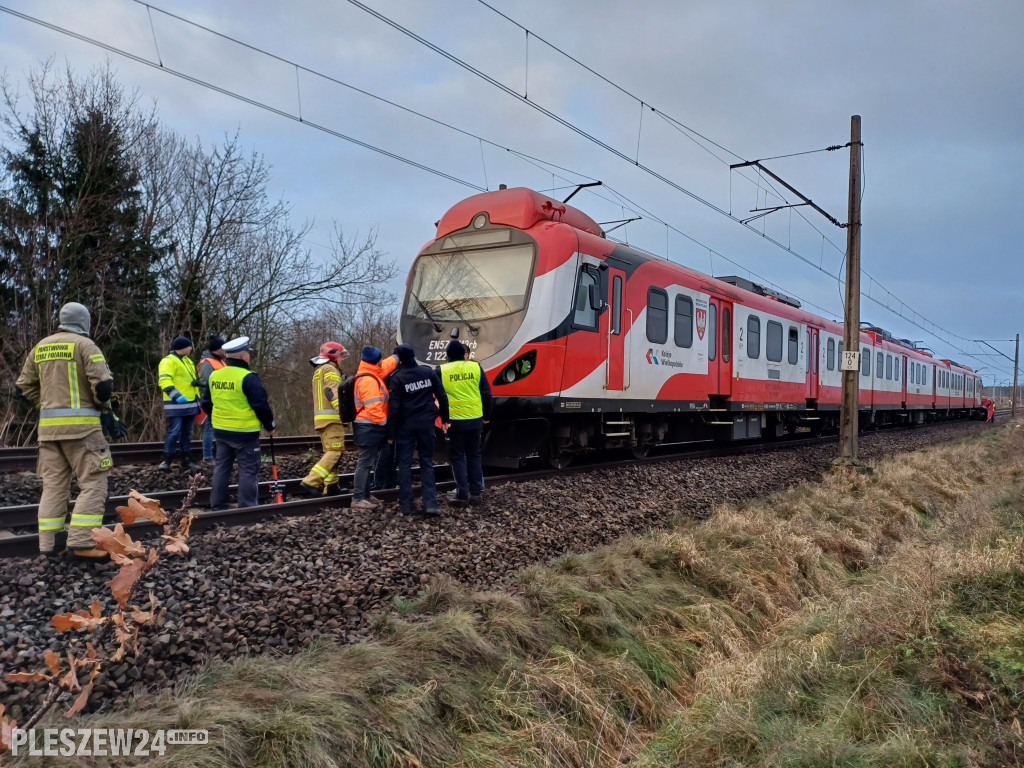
[319,341,348,362]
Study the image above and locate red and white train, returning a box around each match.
[398,187,983,466]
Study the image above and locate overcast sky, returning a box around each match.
[1,0,1020,384]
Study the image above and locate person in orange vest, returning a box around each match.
[197,335,226,466]
[982,397,995,423]
[299,341,349,497]
[351,345,399,510]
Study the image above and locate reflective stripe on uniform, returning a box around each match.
[89,353,105,363]
[162,401,199,413]
[68,362,80,409]
[38,515,66,531]
[312,463,331,479]
[69,513,104,527]
[39,406,101,427]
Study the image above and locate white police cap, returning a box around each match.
[222,336,250,353]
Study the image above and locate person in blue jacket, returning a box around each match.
[386,344,449,515]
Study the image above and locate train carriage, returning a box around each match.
[398,187,986,467]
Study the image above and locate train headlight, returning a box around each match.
[496,351,537,385]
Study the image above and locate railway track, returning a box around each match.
[0,434,325,473]
[1,414,1009,559]
[0,435,833,558]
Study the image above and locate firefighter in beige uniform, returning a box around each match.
[298,341,348,497]
[15,302,114,559]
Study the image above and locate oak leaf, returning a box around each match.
[58,653,80,692]
[1,705,17,753]
[92,524,145,557]
[44,649,61,676]
[50,600,106,632]
[4,671,50,683]
[162,533,190,554]
[115,492,168,526]
[107,549,157,608]
[66,682,94,717]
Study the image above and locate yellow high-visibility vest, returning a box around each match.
[209,365,262,432]
[439,360,484,420]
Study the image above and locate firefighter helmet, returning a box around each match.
[319,341,348,362]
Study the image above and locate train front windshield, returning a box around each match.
[405,242,534,322]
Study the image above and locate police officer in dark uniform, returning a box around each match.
[201,336,275,510]
[386,344,449,515]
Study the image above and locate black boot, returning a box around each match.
[157,453,173,471]
[180,453,202,472]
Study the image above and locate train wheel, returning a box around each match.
[542,446,574,469]
[631,444,650,460]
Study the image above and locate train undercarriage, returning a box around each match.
[482,401,988,469]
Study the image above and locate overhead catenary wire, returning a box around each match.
[7,1,1007,373]
[352,0,1009,371]
[0,3,485,192]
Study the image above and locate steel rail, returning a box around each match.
[0,435,327,473]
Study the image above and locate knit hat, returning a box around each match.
[446,340,466,360]
[208,335,225,352]
[57,302,91,335]
[394,344,417,365]
[171,336,193,351]
[361,345,383,364]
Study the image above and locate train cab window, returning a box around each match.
[861,347,871,377]
[788,327,799,366]
[708,304,717,361]
[747,316,761,359]
[885,355,892,380]
[646,287,668,344]
[827,338,835,370]
[766,321,783,362]
[611,276,622,335]
[673,295,693,347]
[572,267,601,331]
[876,351,883,378]
[722,307,731,363]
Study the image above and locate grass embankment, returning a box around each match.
[31,423,1024,767]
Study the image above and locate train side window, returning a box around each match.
[827,338,835,370]
[722,307,731,363]
[885,354,892,380]
[674,295,693,347]
[861,347,871,377]
[646,287,668,344]
[911,363,916,385]
[895,357,900,382]
[766,321,783,362]
[876,351,883,378]
[788,327,799,365]
[708,304,717,361]
[747,316,761,359]
[572,267,600,331]
[611,276,622,335]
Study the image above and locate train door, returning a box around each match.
[806,328,819,401]
[708,298,732,397]
[605,267,627,391]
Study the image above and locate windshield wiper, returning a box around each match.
[440,298,480,334]
[410,291,443,332]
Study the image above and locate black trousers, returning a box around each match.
[211,431,261,509]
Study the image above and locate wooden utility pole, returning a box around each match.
[838,115,862,462]
[1013,333,1019,417]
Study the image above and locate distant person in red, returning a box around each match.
[982,398,995,423]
